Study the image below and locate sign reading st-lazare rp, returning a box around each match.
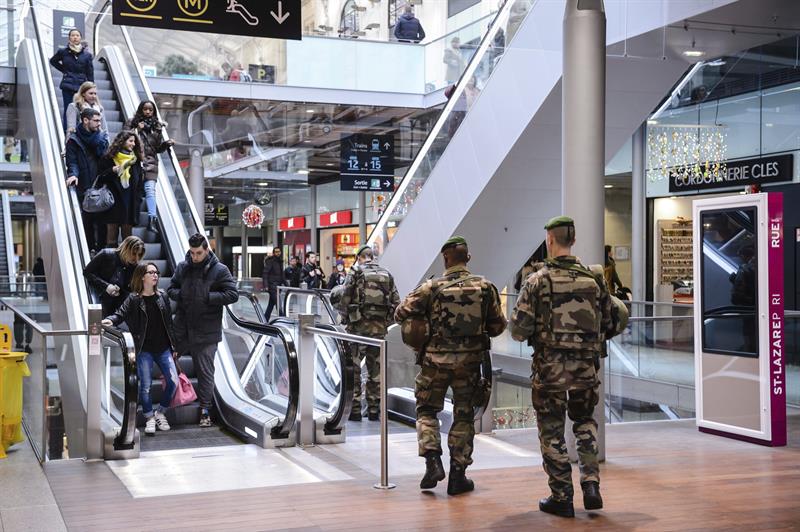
[113,0,302,41]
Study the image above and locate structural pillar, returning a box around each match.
[631,123,646,303]
[562,0,606,461]
[358,191,367,246]
[310,184,318,253]
[189,148,204,227]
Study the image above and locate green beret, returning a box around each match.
[356,245,372,257]
[544,216,574,230]
[441,235,468,253]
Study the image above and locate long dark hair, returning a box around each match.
[130,261,160,295]
[105,129,144,161]
[130,100,164,131]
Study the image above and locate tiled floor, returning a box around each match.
[0,440,66,532]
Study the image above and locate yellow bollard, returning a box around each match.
[0,324,30,458]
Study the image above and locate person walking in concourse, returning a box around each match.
[103,262,178,436]
[284,255,302,288]
[66,108,109,254]
[49,28,93,127]
[127,100,174,234]
[84,236,145,317]
[394,5,426,43]
[97,130,144,247]
[509,216,612,518]
[395,236,506,495]
[301,251,324,289]
[262,246,285,321]
[331,246,399,422]
[168,233,238,428]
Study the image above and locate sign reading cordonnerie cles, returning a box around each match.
[113,0,302,41]
[340,134,395,191]
[669,154,794,193]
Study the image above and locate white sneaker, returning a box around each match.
[145,416,156,435]
[154,411,171,431]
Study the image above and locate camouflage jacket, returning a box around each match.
[330,261,399,338]
[509,256,613,391]
[395,265,507,365]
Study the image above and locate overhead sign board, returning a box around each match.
[113,0,302,41]
[340,134,395,191]
[53,10,85,54]
[669,154,793,193]
[204,203,228,227]
[279,216,306,231]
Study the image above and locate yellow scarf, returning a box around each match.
[113,151,136,189]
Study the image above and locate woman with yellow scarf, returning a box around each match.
[97,130,144,247]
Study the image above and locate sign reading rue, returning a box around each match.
[340,134,395,191]
[669,154,794,193]
[113,0,302,41]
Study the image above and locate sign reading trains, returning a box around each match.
[340,134,395,191]
[113,0,302,41]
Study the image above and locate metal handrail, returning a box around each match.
[224,308,299,440]
[0,298,85,336]
[101,325,137,450]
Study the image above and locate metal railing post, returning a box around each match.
[86,304,104,460]
[374,338,395,490]
[297,313,316,446]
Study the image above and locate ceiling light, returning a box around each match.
[306,109,315,113]
[604,184,613,189]
[669,196,678,199]
[326,163,334,167]
[707,59,726,67]
[297,170,309,174]
[647,120,658,125]
[683,50,705,58]
[257,183,270,187]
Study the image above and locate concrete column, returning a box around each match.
[241,224,248,279]
[189,148,204,227]
[562,0,606,461]
[631,123,646,303]
[297,314,316,446]
[310,184,318,253]
[272,196,279,248]
[358,191,367,246]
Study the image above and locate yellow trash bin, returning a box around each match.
[0,330,30,458]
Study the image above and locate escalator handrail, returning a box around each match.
[238,290,266,323]
[225,308,299,439]
[101,324,138,450]
[94,1,204,236]
[278,286,335,320]
[366,0,536,249]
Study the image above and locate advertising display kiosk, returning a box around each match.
[692,193,786,446]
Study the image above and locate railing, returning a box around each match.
[99,325,137,451]
[278,286,339,326]
[366,0,535,252]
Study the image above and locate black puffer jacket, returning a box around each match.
[168,251,238,351]
[106,291,176,355]
[84,249,136,316]
[49,44,94,92]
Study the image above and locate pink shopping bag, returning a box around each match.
[160,358,197,407]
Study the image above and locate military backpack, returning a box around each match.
[349,263,394,323]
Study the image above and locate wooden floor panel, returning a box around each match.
[44,418,800,531]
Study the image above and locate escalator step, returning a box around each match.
[143,243,163,259]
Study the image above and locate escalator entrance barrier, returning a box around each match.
[0,324,30,458]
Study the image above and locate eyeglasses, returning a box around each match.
[145,270,160,276]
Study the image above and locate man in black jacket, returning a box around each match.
[284,256,302,288]
[262,247,284,320]
[301,252,324,289]
[66,108,108,253]
[168,233,239,427]
[394,6,426,43]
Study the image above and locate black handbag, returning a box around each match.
[81,176,115,213]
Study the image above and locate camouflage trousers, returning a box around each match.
[351,343,380,415]
[532,385,600,501]
[415,361,480,467]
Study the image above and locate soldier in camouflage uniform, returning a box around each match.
[510,216,613,518]
[331,245,399,421]
[395,236,507,495]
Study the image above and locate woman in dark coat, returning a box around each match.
[97,130,144,247]
[83,236,145,316]
[127,100,174,234]
[49,29,94,127]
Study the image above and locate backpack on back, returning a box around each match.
[352,264,394,322]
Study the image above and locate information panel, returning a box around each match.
[113,0,302,41]
[204,203,229,227]
[340,134,395,191]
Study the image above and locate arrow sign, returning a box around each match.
[383,180,392,188]
[383,142,391,150]
[271,1,290,24]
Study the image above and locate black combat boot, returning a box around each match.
[581,481,603,510]
[367,411,379,421]
[348,409,362,422]
[538,495,575,518]
[419,452,445,489]
[447,462,474,495]
[147,216,160,234]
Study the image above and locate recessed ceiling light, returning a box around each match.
[604,184,614,189]
[257,183,270,187]
[298,170,309,174]
[669,196,678,199]
[306,109,315,113]
[326,163,334,167]
[683,50,705,58]
[647,119,658,125]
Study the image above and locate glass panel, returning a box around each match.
[19,330,44,459]
[786,316,800,407]
[699,95,760,160]
[100,333,126,427]
[242,335,291,411]
[700,208,758,357]
[761,82,800,154]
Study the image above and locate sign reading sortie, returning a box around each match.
[113,0,302,41]
[669,154,793,193]
[767,192,786,446]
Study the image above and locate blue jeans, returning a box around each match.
[137,348,177,417]
[143,180,157,218]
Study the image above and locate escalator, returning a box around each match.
[0,190,15,293]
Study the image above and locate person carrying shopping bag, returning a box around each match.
[102,262,179,435]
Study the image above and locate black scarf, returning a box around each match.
[76,125,107,158]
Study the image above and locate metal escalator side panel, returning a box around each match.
[16,37,92,458]
[1,191,14,283]
[100,327,138,453]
